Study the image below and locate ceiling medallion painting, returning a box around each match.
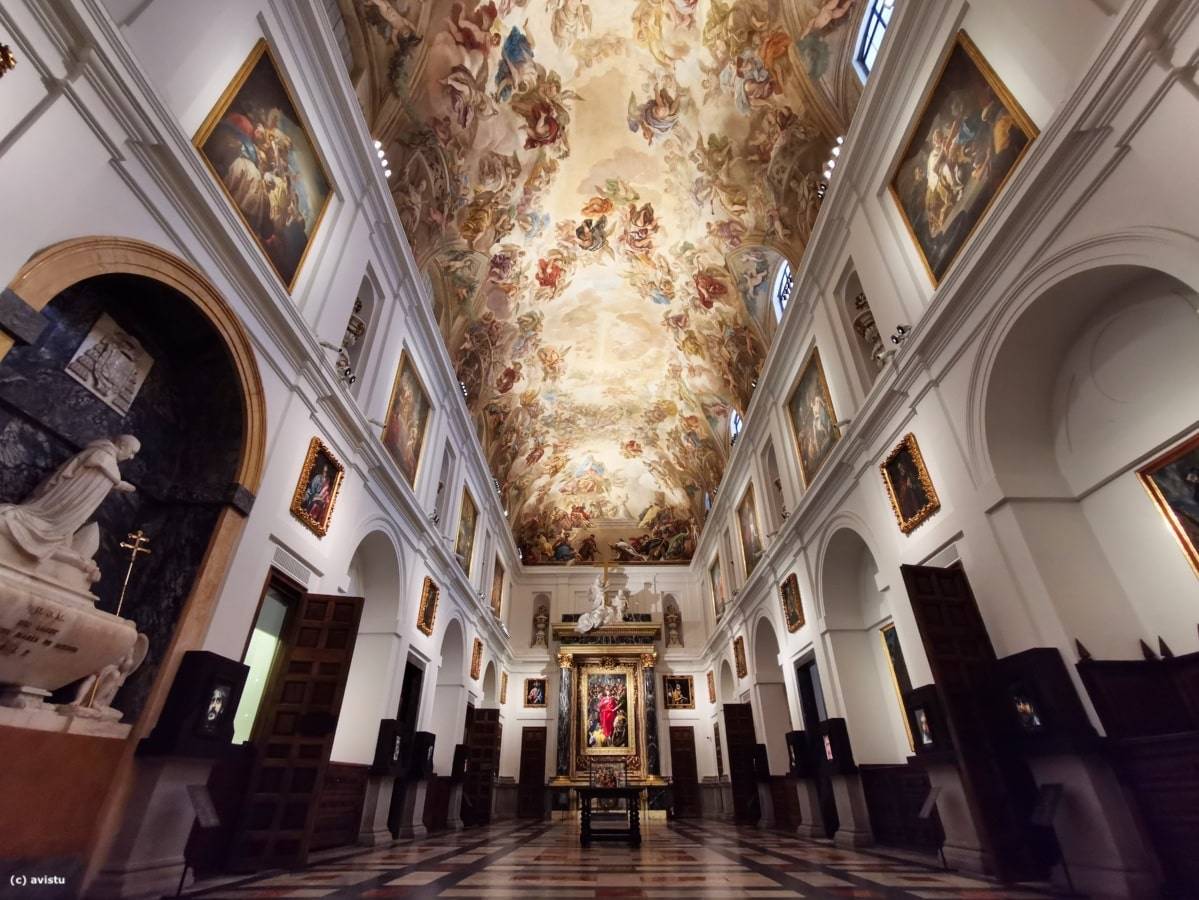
[345,0,862,563]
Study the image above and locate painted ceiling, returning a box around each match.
[342,0,863,563]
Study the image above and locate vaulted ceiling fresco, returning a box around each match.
[340,0,863,564]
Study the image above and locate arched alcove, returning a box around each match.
[481,660,498,708]
[819,528,911,763]
[983,265,1199,655]
[719,659,736,704]
[751,617,792,774]
[430,617,467,772]
[331,529,403,763]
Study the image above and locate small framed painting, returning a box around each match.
[500,671,508,705]
[289,437,344,537]
[1138,432,1199,575]
[890,31,1037,284]
[733,636,747,679]
[737,484,763,578]
[455,489,478,576]
[416,577,438,636]
[881,433,941,534]
[470,638,483,680]
[524,677,547,708]
[788,346,840,486]
[195,39,333,292]
[706,670,716,704]
[382,350,432,487]
[709,556,726,620]
[490,556,505,618]
[779,573,805,633]
[663,675,695,710]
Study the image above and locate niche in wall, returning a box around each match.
[337,272,378,396]
[837,267,885,391]
[759,440,787,533]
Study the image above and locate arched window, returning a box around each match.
[855,0,894,81]
[729,409,744,446]
[772,260,794,322]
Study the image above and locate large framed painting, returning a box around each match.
[663,675,694,710]
[289,437,344,537]
[455,489,478,575]
[382,350,431,487]
[578,663,638,759]
[890,31,1037,284]
[470,638,483,680]
[733,636,747,679]
[490,556,505,618]
[779,573,805,633]
[1138,433,1199,575]
[524,677,547,708]
[881,433,942,534]
[709,555,726,620]
[788,347,840,487]
[736,484,763,578]
[195,39,333,292]
[416,576,438,636]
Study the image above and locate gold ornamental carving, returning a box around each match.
[557,651,573,669]
[0,44,15,79]
[640,652,656,668]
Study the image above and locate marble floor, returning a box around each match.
[182,819,1067,899]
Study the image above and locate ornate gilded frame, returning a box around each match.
[1138,431,1199,577]
[663,675,695,710]
[490,556,505,618]
[382,347,432,488]
[415,576,438,636]
[779,573,805,633]
[500,671,508,705]
[193,39,334,293]
[709,555,725,620]
[455,488,478,576]
[523,677,547,708]
[733,636,747,679]
[706,670,716,704]
[880,432,941,534]
[786,345,841,487]
[576,659,640,762]
[887,31,1039,286]
[470,637,483,680]
[289,436,344,537]
[736,483,763,579]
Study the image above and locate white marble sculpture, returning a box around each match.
[66,633,149,720]
[574,574,631,633]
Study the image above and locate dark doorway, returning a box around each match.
[461,707,501,825]
[796,659,838,837]
[517,726,547,818]
[668,726,701,817]
[229,586,363,870]
[722,703,759,823]
[387,659,425,836]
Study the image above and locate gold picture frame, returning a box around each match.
[289,437,344,537]
[736,483,764,579]
[733,636,747,679]
[663,675,695,710]
[194,39,334,293]
[455,488,478,576]
[779,573,805,633]
[577,660,639,760]
[1138,431,1199,577]
[709,555,726,620]
[787,346,841,487]
[880,433,941,534]
[524,677,547,708]
[889,31,1038,285]
[470,637,483,680]
[500,671,508,705]
[490,556,505,618]
[415,576,438,636]
[706,670,716,704]
[382,349,431,487]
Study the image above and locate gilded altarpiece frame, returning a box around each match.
[575,658,640,770]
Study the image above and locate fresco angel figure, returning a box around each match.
[627,80,682,145]
[620,203,659,257]
[574,216,611,255]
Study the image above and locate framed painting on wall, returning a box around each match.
[706,670,716,704]
[733,636,747,679]
[578,663,638,759]
[194,39,333,292]
[382,350,431,487]
[788,347,840,486]
[889,31,1038,284]
[736,484,763,578]
[663,676,695,710]
[500,671,508,705]
[455,489,478,575]
[289,437,344,537]
[880,433,941,534]
[490,557,505,618]
[709,556,726,619]
[524,677,547,708]
[470,638,483,680]
[1138,432,1199,575]
[416,576,439,636]
[779,573,805,633]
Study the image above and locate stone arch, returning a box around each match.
[751,614,792,774]
[481,659,498,708]
[430,615,468,772]
[718,657,736,704]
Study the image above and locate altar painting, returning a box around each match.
[578,665,638,760]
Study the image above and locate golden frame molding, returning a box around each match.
[470,637,483,680]
[786,344,841,488]
[415,576,439,636]
[706,670,716,704]
[733,636,747,678]
[663,674,695,710]
[880,432,941,534]
[288,436,345,538]
[576,658,640,762]
[779,573,805,633]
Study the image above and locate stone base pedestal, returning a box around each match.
[790,777,826,839]
[700,777,725,818]
[87,756,214,900]
[445,782,464,830]
[358,774,396,846]
[392,779,428,840]
[830,772,873,849]
[492,777,518,821]
[919,759,991,876]
[0,702,131,739]
[755,781,777,828]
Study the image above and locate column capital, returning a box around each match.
[640,652,657,668]
[557,652,573,669]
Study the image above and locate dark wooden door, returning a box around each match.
[668,726,701,817]
[517,726,547,818]
[311,763,368,851]
[230,593,363,871]
[901,564,1049,881]
[462,708,501,825]
[796,661,838,837]
[723,703,759,824]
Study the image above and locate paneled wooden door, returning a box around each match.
[230,592,363,871]
[517,726,548,818]
[722,703,759,824]
[668,726,701,817]
[462,708,502,825]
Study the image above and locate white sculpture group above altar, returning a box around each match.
[0,434,149,734]
[574,574,631,634]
